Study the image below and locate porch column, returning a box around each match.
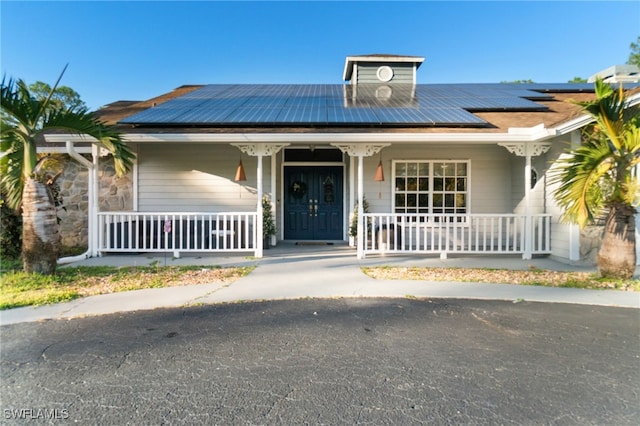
[499,142,551,259]
[331,143,390,259]
[63,141,98,259]
[231,143,289,258]
[349,156,355,245]
[90,145,100,257]
[271,153,277,245]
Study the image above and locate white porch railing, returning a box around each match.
[364,213,551,257]
[97,212,257,255]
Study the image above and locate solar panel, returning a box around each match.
[119,82,595,127]
[276,105,328,123]
[174,108,232,123]
[421,108,487,125]
[223,108,281,123]
[120,107,192,123]
[372,108,433,124]
[327,107,380,123]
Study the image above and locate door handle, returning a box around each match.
[309,200,318,216]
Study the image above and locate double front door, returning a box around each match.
[284,166,343,240]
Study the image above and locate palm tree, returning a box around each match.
[1,69,135,274]
[553,79,639,279]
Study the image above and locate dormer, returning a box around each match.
[343,54,425,84]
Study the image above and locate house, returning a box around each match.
[44,55,640,264]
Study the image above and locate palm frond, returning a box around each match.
[554,79,640,227]
[35,64,69,119]
[39,108,135,176]
[1,77,45,130]
[575,79,625,151]
[2,71,136,210]
[0,133,25,210]
[551,137,617,227]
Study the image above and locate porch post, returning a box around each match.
[270,152,277,245]
[357,154,364,258]
[256,153,264,258]
[524,148,533,260]
[349,156,355,246]
[231,143,289,258]
[91,145,100,257]
[330,143,390,259]
[498,142,551,260]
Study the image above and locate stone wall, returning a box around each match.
[57,154,133,250]
[580,225,603,265]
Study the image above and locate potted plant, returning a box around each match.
[348,197,369,247]
[262,195,276,249]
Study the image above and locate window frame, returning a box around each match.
[392,159,471,223]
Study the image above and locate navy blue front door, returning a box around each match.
[284,166,343,240]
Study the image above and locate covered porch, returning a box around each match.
[77,135,554,261]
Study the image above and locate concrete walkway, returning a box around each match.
[2,243,638,325]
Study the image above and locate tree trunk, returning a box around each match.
[21,178,60,274]
[597,202,637,279]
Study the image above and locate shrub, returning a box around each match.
[0,195,22,260]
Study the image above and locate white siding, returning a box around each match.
[137,143,270,212]
[358,144,513,214]
[511,155,547,214]
[544,136,575,260]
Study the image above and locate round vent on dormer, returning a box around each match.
[376,66,394,82]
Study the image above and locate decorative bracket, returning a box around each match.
[330,143,390,157]
[498,142,551,157]
[230,143,290,156]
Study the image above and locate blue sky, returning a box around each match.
[2,1,638,110]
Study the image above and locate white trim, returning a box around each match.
[46,129,560,145]
[331,143,390,157]
[38,146,92,154]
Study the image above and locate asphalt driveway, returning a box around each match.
[1,297,638,425]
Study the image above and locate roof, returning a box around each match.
[90,83,639,139]
[343,54,425,81]
[111,83,602,129]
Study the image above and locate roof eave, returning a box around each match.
[44,128,558,145]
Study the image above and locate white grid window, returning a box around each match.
[393,160,469,220]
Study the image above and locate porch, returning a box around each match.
[96,211,551,259]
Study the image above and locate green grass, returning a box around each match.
[0,271,81,309]
[0,264,254,310]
